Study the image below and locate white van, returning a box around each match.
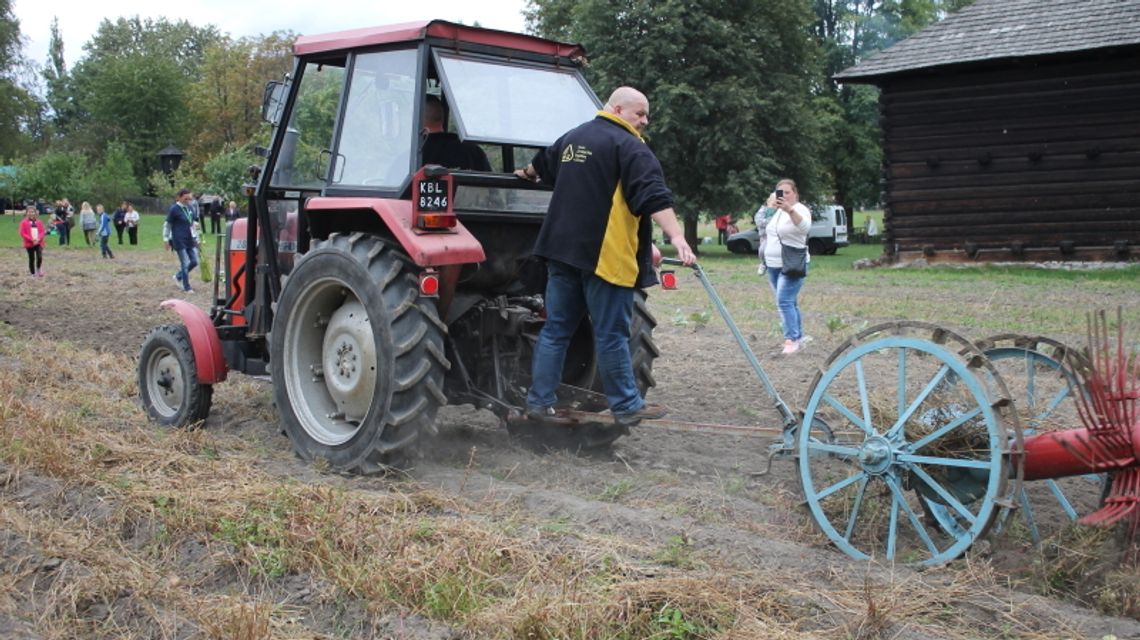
[808,205,848,255]
[727,204,849,256]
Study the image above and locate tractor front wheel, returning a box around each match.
[138,324,213,427]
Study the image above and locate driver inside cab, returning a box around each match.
[420,95,492,171]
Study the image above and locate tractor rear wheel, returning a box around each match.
[628,290,660,396]
[138,324,213,427]
[270,233,447,473]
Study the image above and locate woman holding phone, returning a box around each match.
[761,178,811,354]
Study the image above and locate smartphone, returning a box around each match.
[775,189,784,198]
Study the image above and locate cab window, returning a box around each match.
[333,49,418,188]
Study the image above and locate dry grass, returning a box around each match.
[0,331,1136,639]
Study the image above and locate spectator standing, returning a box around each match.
[112,201,128,244]
[53,200,70,245]
[19,204,46,277]
[224,200,240,222]
[124,203,140,245]
[79,202,97,246]
[761,179,811,355]
[165,189,199,293]
[515,86,695,427]
[208,196,223,235]
[97,204,115,259]
[715,213,732,245]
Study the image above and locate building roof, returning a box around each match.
[836,0,1140,81]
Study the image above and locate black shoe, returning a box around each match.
[525,405,575,425]
[614,403,668,427]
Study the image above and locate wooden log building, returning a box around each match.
[835,0,1140,263]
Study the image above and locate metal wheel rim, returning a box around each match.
[145,348,184,418]
[799,335,1008,566]
[283,277,379,446]
[983,341,1103,538]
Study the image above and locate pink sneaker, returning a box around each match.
[781,339,801,355]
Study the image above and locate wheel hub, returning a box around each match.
[153,353,183,412]
[859,436,895,475]
[321,300,377,422]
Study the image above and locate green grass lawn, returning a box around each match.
[1,211,171,251]
[662,216,1140,339]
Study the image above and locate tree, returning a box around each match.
[81,16,220,79]
[87,142,140,207]
[43,17,76,140]
[12,150,90,202]
[65,17,218,181]
[80,52,190,179]
[0,0,43,159]
[812,0,978,210]
[527,0,826,248]
[201,145,258,202]
[186,31,294,159]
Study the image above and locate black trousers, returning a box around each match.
[26,246,42,274]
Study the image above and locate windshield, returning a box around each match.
[436,52,599,147]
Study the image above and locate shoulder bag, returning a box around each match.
[775,211,808,278]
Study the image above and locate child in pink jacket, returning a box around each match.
[19,204,47,277]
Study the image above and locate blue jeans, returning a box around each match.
[528,260,643,416]
[99,234,114,258]
[175,246,199,291]
[767,265,807,341]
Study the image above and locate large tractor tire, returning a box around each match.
[269,233,448,473]
[628,290,660,396]
[138,324,213,427]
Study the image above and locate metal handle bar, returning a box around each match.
[658,259,797,427]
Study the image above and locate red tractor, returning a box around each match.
[137,21,659,472]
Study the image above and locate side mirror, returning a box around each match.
[262,81,288,125]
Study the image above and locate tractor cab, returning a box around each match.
[256,21,599,261]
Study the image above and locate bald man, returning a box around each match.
[517,86,694,428]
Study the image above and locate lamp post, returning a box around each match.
[158,144,184,178]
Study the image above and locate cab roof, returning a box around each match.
[294,20,587,60]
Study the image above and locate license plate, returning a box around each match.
[417,180,448,212]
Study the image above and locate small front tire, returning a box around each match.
[138,324,213,427]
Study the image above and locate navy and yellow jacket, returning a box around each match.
[531,112,674,288]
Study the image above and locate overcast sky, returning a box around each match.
[14,0,531,70]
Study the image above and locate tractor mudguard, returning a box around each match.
[159,299,228,384]
[306,197,485,267]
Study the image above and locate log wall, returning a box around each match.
[879,51,1140,263]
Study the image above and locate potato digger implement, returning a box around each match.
[136,20,1139,567]
[653,260,1140,566]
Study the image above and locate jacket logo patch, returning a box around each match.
[561,144,592,164]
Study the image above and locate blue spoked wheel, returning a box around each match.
[975,335,1104,543]
[798,322,1022,566]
